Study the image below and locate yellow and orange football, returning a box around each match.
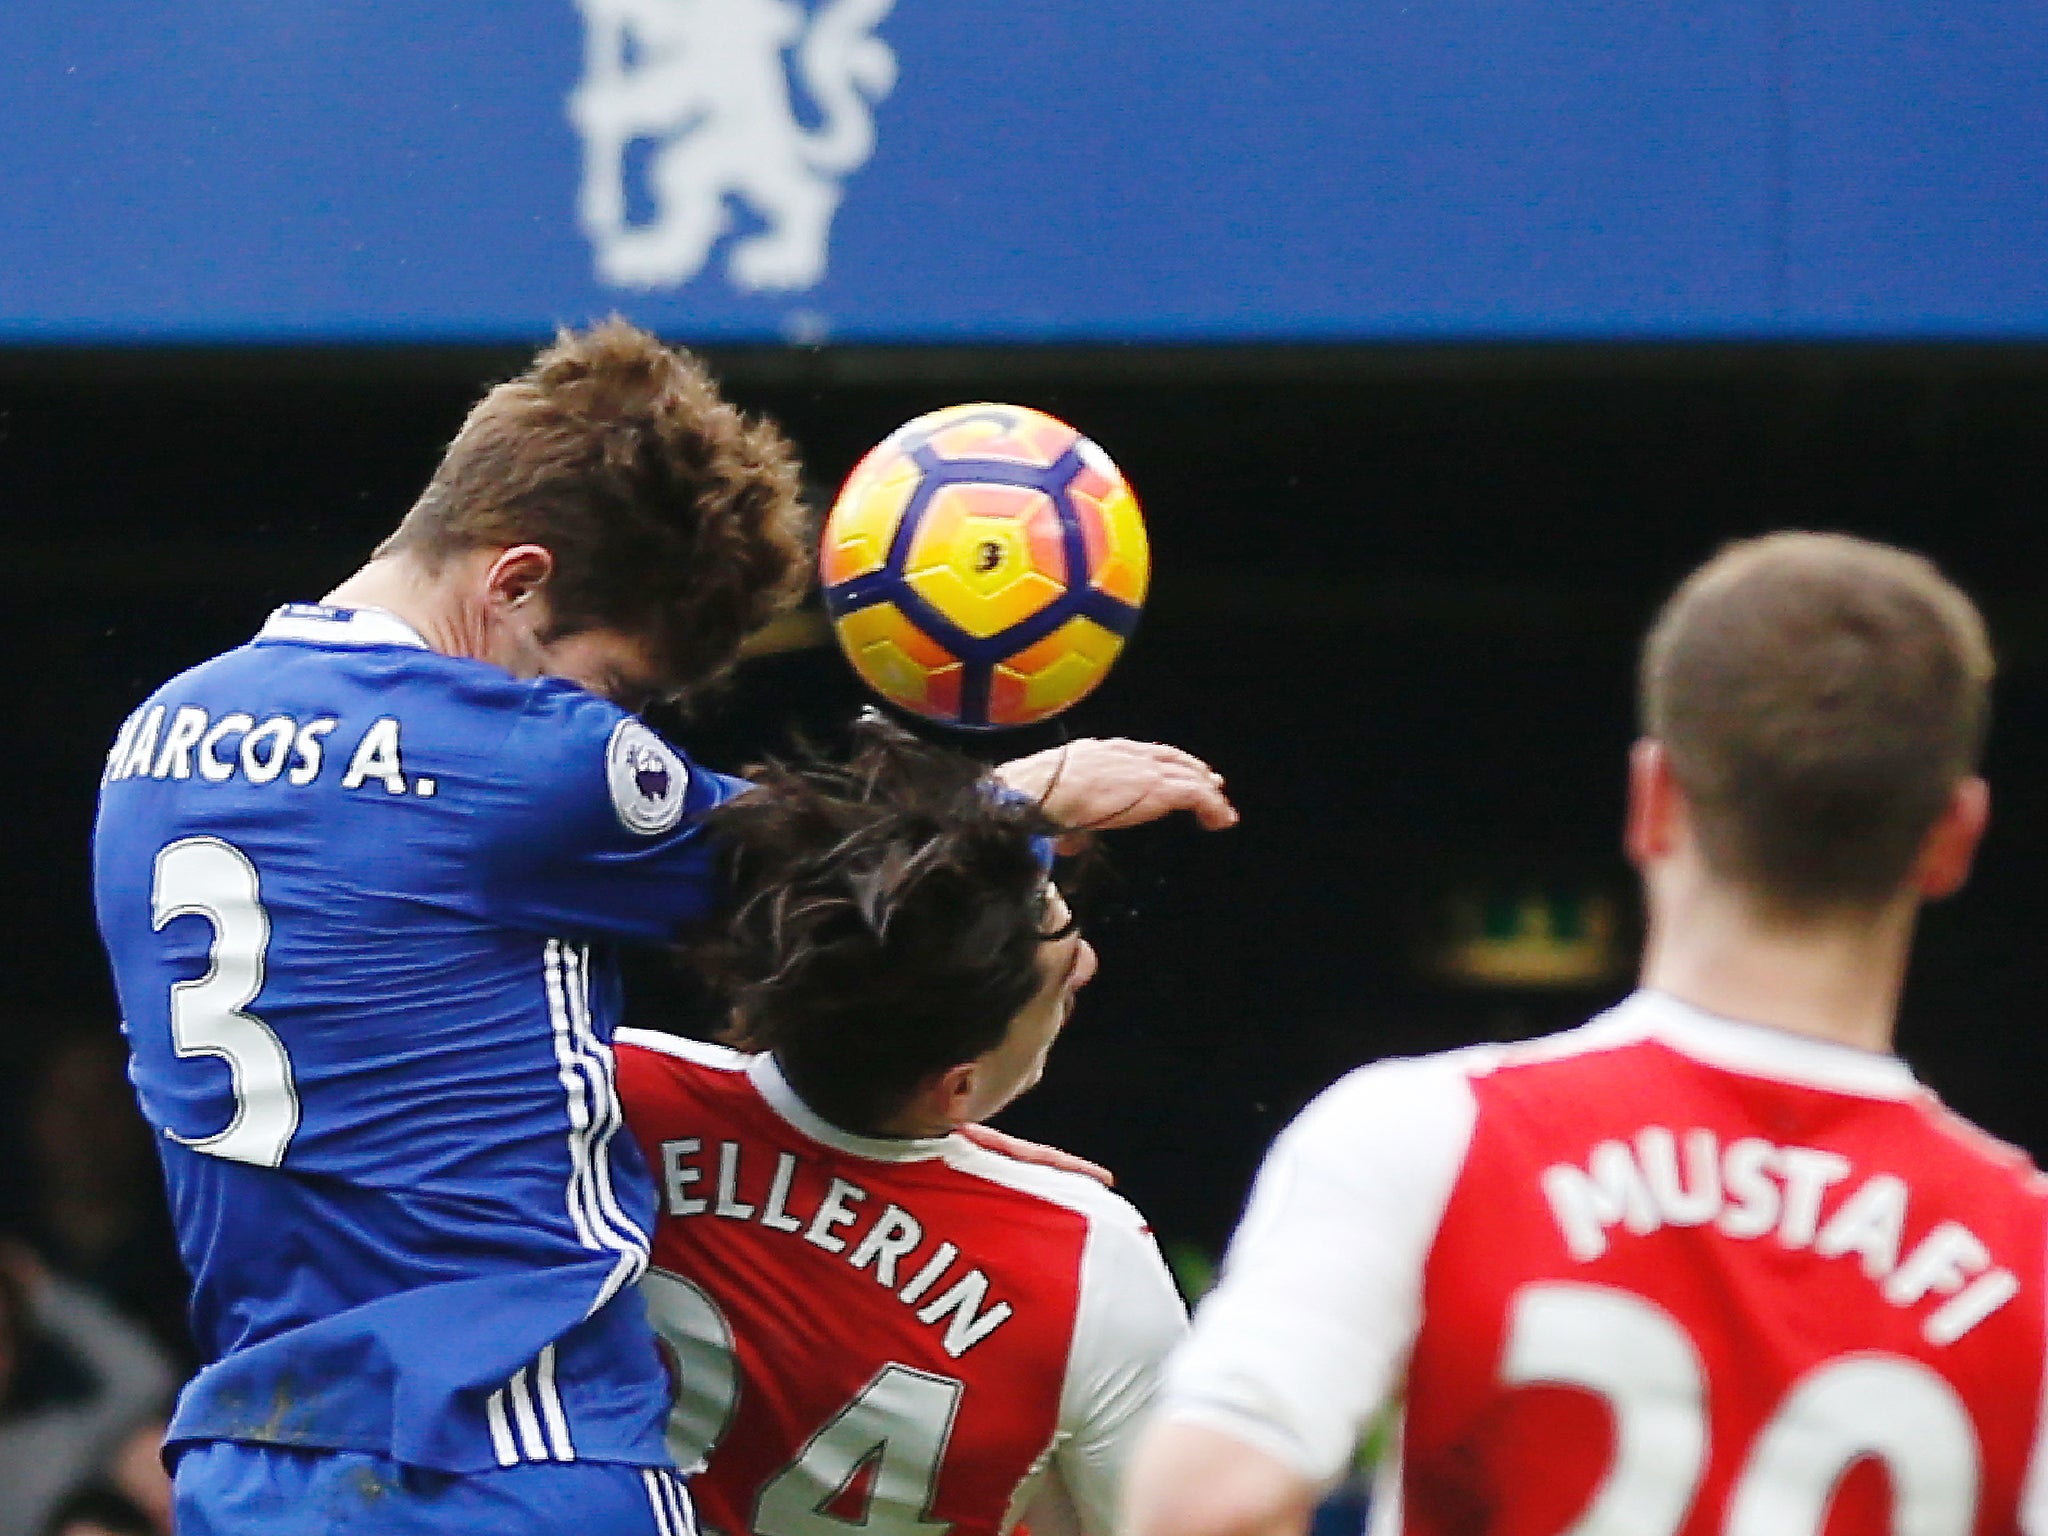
[820,403,1149,729]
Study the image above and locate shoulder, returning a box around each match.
[938,1139,1156,1239]
[128,636,558,762]
[1915,1092,2048,1193]
[1274,1015,1665,1180]
[615,1029,751,1107]
[1281,1042,1502,1161]
[616,1027,750,1071]
[300,661,675,785]
[935,1146,1185,1363]
[458,687,745,870]
[615,1033,766,1152]
[1313,1040,1503,1101]
[106,642,268,739]
[504,687,749,832]
[147,641,262,696]
[490,677,644,770]
[1218,1044,1514,1264]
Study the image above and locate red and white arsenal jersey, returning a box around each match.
[615,1031,1187,1536]
[1163,991,2048,1536]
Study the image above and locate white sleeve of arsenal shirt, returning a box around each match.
[964,1147,1189,1536]
[1049,1197,1190,1535]
[1156,1049,1488,1487]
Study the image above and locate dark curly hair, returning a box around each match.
[377,318,811,700]
[691,717,1062,1137]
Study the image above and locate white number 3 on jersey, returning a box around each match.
[152,837,301,1168]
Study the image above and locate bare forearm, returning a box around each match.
[994,739,1237,837]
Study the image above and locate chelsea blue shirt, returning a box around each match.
[91,603,746,1474]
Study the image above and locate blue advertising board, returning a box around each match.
[2,1,2043,344]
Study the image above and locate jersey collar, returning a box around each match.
[749,1054,962,1164]
[257,603,431,650]
[1620,989,1923,1101]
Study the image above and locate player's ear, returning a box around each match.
[898,1063,979,1134]
[1624,738,1683,870]
[932,1063,982,1128]
[482,544,556,613]
[1912,775,1989,901]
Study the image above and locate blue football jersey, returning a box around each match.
[92,603,746,1474]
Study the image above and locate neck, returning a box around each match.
[870,1085,968,1142]
[777,1061,953,1143]
[1638,865,1916,1054]
[873,1105,957,1140]
[324,551,494,662]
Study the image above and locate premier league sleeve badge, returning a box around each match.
[606,718,691,836]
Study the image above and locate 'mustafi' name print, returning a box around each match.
[1543,1124,2019,1346]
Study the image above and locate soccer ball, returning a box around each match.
[819,403,1149,729]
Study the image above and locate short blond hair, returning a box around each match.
[1640,532,1993,913]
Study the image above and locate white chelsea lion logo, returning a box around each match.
[568,0,897,293]
[606,719,690,836]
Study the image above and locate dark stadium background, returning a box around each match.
[7,343,2048,1284]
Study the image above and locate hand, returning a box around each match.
[992,739,1237,841]
[960,1123,1114,1186]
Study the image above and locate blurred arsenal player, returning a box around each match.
[617,717,1187,1536]
[1128,533,2048,1536]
